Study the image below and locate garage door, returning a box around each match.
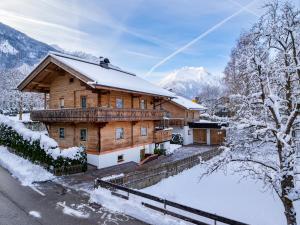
[193,129,207,144]
[210,129,226,145]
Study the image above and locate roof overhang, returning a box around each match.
[188,122,228,129]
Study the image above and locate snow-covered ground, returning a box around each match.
[143,163,300,225]
[167,144,182,154]
[8,113,32,122]
[0,146,54,186]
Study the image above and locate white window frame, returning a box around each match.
[116,128,124,140]
[116,98,124,109]
[59,98,64,109]
[80,128,87,141]
[141,127,147,136]
[59,128,65,139]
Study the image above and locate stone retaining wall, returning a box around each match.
[106,148,222,189]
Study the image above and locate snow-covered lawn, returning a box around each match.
[0,146,54,186]
[143,162,300,225]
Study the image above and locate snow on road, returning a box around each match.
[0,146,54,186]
[29,211,41,218]
[57,201,90,218]
[143,162,300,225]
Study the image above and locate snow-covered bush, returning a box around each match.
[0,115,87,173]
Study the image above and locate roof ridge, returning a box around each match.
[49,51,136,76]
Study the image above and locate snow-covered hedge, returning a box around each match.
[0,115,87,172]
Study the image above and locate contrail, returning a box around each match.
[146,0,257,76]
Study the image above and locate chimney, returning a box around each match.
[99,57,110,68]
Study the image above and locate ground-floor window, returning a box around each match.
[116,128,124,140]
[141,127,147,136]
[59,128,65,138]
[80,128,87,141]
[117,154,124,162]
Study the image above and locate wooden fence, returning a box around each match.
[104,148,223,189]
[94,179,249,225]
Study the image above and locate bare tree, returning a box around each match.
[207,2,300,224]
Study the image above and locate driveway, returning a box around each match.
[0,166,146,225]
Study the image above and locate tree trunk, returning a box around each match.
[282,197,297,225]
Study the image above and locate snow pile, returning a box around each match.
[0,114,83,160]
[29,211,41,218]
[0,40,18,54]
[101,173,124,181]
[57,201,90,218]
[167,144,182,154]
[0,146,54,186]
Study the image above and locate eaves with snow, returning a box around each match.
[171,95,207,111]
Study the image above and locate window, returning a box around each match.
[81,96,87,109]
[140,99,147,109]
[116,128,124,140]
[59,98,64,109]
[141,127,147,136]
[116,98,123,109]
[117,154,124,162]
[59,128,65,138]
[80,129,87,141]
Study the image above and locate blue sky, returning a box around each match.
[0,0,299,82]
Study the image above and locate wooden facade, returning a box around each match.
[162,101,201,127]
[18,57,172,157]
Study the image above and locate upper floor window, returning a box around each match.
[116,128,124,140]
[141,127,147,136]
[140,99,147,109]
[81,96,87,109]
[80,128,87,141]
[59,128,65,138]
[59,98,64,109]
[116,98,124,109]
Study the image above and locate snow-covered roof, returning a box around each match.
[171,95,206,111]
[18,51,175,98]
[51,52,175,98]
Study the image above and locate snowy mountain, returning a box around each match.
[159,67,221,99]
[0,22,97,113]
[0,23,55,72]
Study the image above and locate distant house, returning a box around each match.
[162,95,226,145]
[17,52,175,169]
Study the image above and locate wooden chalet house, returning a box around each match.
[161,95,226,145]
[18,52,175,169]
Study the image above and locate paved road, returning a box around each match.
[0,166,146,225]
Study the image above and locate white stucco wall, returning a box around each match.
[206,128,211,145]
[183,126,193,145]
[87,143,156,169]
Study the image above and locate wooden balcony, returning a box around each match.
[30,107,166,123]
[154,128,173,143]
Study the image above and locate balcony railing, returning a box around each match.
[154,128,173,143]
[30,107,166,123]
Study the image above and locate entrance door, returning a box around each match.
[193,129,207,144]
[210,129,226,145]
